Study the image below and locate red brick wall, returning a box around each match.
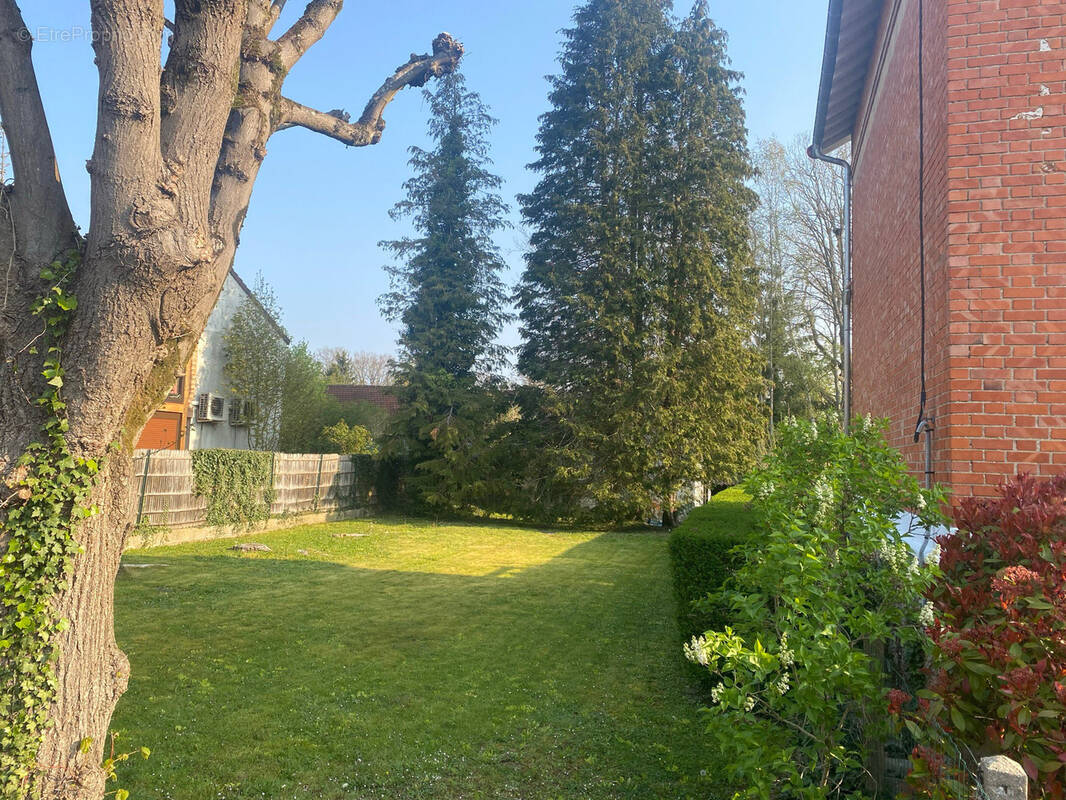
[943,0,1066,496]
[851,0,951,485]
[850,0,1066,499]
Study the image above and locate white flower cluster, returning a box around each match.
[879,538,917,575]
[794,423,815,446]
[915,493,927,511]
[773,673,791,695]
[859,413,873,432]
[774,633,794,695]
[778,633,794,667]
[755,480,776,500]
[683,635,711,667]
[928,541,942,565]
[919,601,936,628]
[744,696,756,712]
[711,682,725,703]
[811,476,834,524]
[812,478,832,506]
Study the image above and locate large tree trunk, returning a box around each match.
[35,458,133,798]
[0,2,461,797]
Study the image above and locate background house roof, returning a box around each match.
[813,0,885,152]
[326,384,400,415]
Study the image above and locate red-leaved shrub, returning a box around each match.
[913,473,1066,798]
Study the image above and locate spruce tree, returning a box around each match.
[379,71,510,512]
[517,0,763,524]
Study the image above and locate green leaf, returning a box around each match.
[949,704,967,732]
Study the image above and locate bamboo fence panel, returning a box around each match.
[132,450,206,527]
[131,449,369,527]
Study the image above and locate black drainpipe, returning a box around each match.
[911,0,933,492]
[807,144,853,433]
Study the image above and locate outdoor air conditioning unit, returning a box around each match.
[196,393,226,423]
[228,398,251,427]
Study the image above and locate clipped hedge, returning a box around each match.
[668,486,756,644]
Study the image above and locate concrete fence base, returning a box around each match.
[880,753,1027,799]
[980,756,1027,800]
[124,506,372,551]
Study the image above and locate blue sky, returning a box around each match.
[19,1,829,360]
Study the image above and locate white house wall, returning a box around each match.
[187,272,252,450]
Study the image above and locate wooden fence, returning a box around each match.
[130,449,374,527]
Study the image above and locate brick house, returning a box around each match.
[812,0,1066,498]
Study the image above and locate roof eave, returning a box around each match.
[229,269,292,345]
[812,0,885,154]
[812,0,846,152]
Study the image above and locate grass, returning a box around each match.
[111,516,723,799]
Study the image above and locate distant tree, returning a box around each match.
[279,343,390,453]
[517,0,763,525]
[379,70,511,512]
[316,347,392,385]
[751,138,836,436]
[223,274,287,450]
[755,135,848,418]
[321,419,376,455]
[279,342,331,453]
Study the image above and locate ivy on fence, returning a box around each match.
[191,449,275,528]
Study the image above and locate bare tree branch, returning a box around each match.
[275,99,379,145]
[0,0,76,263]
[243,0,283,36]
[275,33,464,145]
[275,0,343,70]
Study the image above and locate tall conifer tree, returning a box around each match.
[517,0,763,523]
[379,72,510,512]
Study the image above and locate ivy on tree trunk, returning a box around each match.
[0,3,461,797]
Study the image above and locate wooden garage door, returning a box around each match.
[136,411,183,450]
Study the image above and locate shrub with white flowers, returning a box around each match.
[686,416,947,799]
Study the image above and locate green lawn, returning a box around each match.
[111,517,722,799]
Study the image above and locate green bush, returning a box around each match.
[668,486,756,644]
[685,417,948,800]
[321,420,376,455]
[350,454,379,508]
